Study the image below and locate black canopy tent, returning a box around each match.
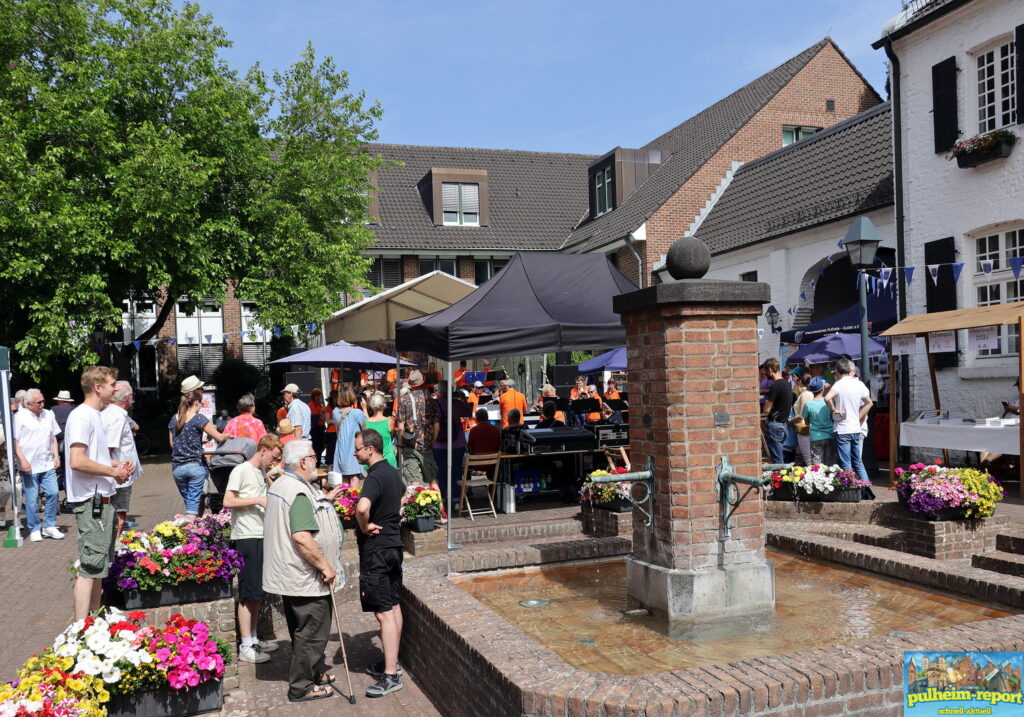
[394,252,638,551]
[395,252,638,360]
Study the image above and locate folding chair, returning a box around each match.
[457,452,500,520]
[604,446,631,471]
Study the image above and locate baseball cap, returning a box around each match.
[473,380,484,388]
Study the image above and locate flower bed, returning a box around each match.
[104,514,242,604]
[893,461,1005,520]
[0,608,229,716]
[579,468,632,509]
[763,464,870,501]
[332,484,361,528]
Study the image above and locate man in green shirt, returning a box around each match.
[224,433,283,663]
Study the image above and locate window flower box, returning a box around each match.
[106,679,224,717]
[109,577,233,610]
[953,130,1016,168]
[595,497,633,513]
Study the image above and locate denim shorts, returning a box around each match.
[171,462,207,514]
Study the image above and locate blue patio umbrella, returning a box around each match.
[578,347,626,373]
[786,332,887,365]
[269,340,416,369]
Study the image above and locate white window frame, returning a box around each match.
[593,166,613,217]
[782,125,821,147]
[976,37,1017,134]
[971,226,1024,360]
[441,182,480,226]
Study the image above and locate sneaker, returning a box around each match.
[29,530,42,542]
[124,520,139,528]
[42,527,64,540]
[238,645,270,664]
[365,672,403,698]
[255,639,278,653]
[365,660,404,678]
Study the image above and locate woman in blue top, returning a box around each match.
[332,386,366,489]
[168,377,232,519]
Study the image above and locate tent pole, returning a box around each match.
[924,334,949,465]
[394,355,402,472]
[1,367,22,547]
[446,360,460,551]
[888,352,896,487]
[1018,317,1023,497]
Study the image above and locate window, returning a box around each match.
[977,39,1017,133]
[782,126,821,146]
[366,258,402,290]
[973,227,1024,357]
[593,166,613,217]
[474,258,507,285]
[740,271,758,282]
[175,298,223,345]
[419,258,457,277]
[441,183,480,226]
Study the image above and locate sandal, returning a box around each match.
[288,683,334,703]
[314,671,337,686]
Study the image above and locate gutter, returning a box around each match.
[881,37,912,443]
[625,225,645,289]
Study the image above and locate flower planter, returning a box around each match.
[409,516,436,533]
[818,487,862,503]
[956,140,1014,168]
[108,579,233,610]
[768,483,799,501]
[340,517,357,530]
[595,497,633,513]
[920,506,972,522]
[106,679,223,717]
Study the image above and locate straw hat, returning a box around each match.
[277,418,294,435]
[408,370,425,388]
[53,390,74,403]
[180,375,205,394]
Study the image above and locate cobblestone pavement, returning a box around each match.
[0,457,440,716]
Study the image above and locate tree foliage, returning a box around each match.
[0,0,384,377]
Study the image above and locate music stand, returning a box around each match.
[464,371,486,385]
[485,369,507,383]
[605,399,629,413]
[571,398,600,416]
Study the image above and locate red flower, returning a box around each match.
[128,610,146,620]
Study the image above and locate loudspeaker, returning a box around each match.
[547,364,577,386]
[284,371,318,395]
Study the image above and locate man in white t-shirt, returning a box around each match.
[102,381,143,534]
[65,366,131,620]
[824,357,873,484]
[224,433,283,664]
[13,388,63,542]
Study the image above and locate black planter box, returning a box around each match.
[108,579,232,610]
[768,483,800,501]
[106,679,223,717]
[409,516,436,533]
[921,506,971,522]
[818,487,862,503]
[595,497,633,513]
[956,140,1014,168]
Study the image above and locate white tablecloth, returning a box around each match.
[899,420,1020,455]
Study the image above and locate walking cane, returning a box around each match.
[329,588,357,704]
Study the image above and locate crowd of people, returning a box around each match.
[760,355,874,492]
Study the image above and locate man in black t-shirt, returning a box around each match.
[354,429,406,698]
[760,358,794,464]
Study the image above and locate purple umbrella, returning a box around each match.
[786,332,886,365]
[269,340,416,369]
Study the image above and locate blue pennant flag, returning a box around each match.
[1011,256,1024,279]
[951,262,964,283]
[981,260,994,275]
[879,267,892,287]
[819,268,826,277]
[799,292,807,301]
[132,340,141,351]
[787,307,794,315]
[222,333,230,341]
[809,279,816,288]
[272,327,282,338]
[97,343,105,354]
[168,338,176,346]
[836,238,844,249]
[904,266,914,285]
[203,334,212,344]
[307,322,317,332]
[113,342,123,351]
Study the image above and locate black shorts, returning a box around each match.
[233,538,265,603]
[359,547,403,613]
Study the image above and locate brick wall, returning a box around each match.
[222,283,243,361]
[402,255,419,282]
[643,41,881,283]
[621,301,764,570]
[902,514,1007,560]
[457,256,475,283]
[581,503,633,538]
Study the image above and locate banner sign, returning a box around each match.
[904,651,1023,715]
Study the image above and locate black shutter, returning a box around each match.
[1017,25,1023,124]
[924,237,958,369]
[931,57,959,153]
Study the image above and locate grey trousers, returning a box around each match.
[282,594,332,699]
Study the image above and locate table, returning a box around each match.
[899,419,1020,455]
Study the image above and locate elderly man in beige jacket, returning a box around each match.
[262,439,343,703]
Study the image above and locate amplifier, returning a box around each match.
[587,423,629,447]
[518,427,595,454]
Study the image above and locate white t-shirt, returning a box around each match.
[64,403,116,501]
[225,461,267,540]
[102,404,142,487]
[13,408,61,473]
[831,376,870,435]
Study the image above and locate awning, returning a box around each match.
[578,347,626,373]
[881,302,1024,336]
[780,289,896,343]
[269,341,416,369]
[324,271,477,344]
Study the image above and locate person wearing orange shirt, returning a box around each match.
[307,388,327,466]
[584,385,603,422]
[465,381,482,427]
[498,379,527,429]
[569,376,587,400]
[532,384,566,424]
[481,359,494,387]
[453,360,468,388]
[605,380,621,401]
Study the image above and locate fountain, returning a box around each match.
[395,237,1024,716]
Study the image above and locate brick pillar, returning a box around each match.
[614,278,772,622]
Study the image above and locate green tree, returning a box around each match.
[0,0,384,377]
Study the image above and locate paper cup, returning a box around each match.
[327,471,343,487]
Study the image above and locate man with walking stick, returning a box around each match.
[354,429,406,697]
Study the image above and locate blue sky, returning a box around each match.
[201,0,898,154]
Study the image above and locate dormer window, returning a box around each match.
[594,165,614,217]
[428,168,489,226]
[442,182,480,226]
[782,125,820,146]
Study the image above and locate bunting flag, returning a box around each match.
[809,279,816,288]
[203,334,213,344]
[836,238,844,249]
[221,333,230,341]
[928,265,940,285]
[239,331,247,338]
[799,292,807,301]
[148,338,158,346]
[289,324,300,336]
[113,342,123,351]
[307,322,317,333]
[879,267,892,288]
[904,266,915,285]
[787,307,794,315]
[168,338,176,346]
[819,268,826,277]
[981,260,994,275]
[757,328,764,339]
[97,343,105,354]
[272,327,282,338]
[951,262,964,283]
[1012,257,1024,279]
[132,341,141,351]
[186,336,194,345]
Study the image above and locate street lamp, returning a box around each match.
[764,305,780,332]
[842,217,883,387]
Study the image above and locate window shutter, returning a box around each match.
[461,183,480,213]
[382,259,402,288]
[441,183,460,212]
[931,57,959,153]
[924,237,958,369]
[1017,24,1023,124]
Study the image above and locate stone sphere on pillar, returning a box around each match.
[665,236,711,280]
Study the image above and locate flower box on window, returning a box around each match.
[953,130,1016,168]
